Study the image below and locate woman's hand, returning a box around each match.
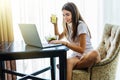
[49,40,67,46]
[50,16,58,25]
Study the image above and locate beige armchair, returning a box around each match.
[72,24,120,80]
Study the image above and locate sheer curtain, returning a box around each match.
[103,0,120,25]
[11,0,104,79]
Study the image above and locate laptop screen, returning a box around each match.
[19,24,43,48]
[19,24,62,48]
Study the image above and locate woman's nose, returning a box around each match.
[64,16,67,20]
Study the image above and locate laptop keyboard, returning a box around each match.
[42,43,62,48]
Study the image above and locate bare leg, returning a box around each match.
[67,57,80,80]
[66,50,101,80]
[75,50,101,69]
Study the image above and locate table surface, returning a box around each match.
[0,41,69,80]
[0,41,68,60]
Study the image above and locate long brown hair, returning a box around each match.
[62,2,91,41]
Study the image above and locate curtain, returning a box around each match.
[0,0,14,42]
[103,0,120,25]
[0,0,16,80]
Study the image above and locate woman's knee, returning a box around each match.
[67,57,79,67]
[89,50,98,56]
[75,50,101,69]
[88,50,101,63]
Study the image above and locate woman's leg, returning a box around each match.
[67,57,80,80]
[75,50,101,69]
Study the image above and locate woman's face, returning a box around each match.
[62,10,72,24]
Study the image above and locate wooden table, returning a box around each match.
[0,41,68,80]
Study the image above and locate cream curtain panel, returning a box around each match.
[0,0,14,42]
[0,0,16,80]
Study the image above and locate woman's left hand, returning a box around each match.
[49,40,67,45]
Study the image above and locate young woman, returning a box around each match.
[50,2,101,80]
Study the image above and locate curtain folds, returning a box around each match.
[0,0,14,42]
[0,0,16,80]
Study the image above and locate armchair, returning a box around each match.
[72,24,120,80]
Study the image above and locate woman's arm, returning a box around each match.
[50,34,86,54]
[53,23,65,40]
[53,23,59,35]
[65,34,86,54]
[51,17,65,40]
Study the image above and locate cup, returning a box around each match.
[51,14,57,23]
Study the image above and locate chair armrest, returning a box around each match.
[94,48,120,67]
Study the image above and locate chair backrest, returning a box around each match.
[97,24,120,61]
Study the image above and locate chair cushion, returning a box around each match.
[72,69,90,80]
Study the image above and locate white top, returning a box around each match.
[66,21,93,58]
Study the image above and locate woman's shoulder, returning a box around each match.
[79,20,83,23]
[78,20,85,25]
[77,20,88,34]
[78,20,87,28]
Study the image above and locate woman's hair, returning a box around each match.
[62,2,91,41]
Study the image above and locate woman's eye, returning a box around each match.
[66,13,70,16]
[63,13,70,17]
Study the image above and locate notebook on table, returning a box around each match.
[18,24,62,48]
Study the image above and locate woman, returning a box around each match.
[50,2,101,80]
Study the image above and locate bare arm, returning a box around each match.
[51,17,65,40]
[65,34,86,54]
[50,34,86,54]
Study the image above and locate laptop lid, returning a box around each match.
[19,24,62,48]
[19,24,43,48]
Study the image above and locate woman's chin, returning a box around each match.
[66,21,72,24]
[66,22,70,24]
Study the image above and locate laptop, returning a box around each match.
[18,24,62,48]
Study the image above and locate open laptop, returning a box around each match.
[18,24,62,48]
